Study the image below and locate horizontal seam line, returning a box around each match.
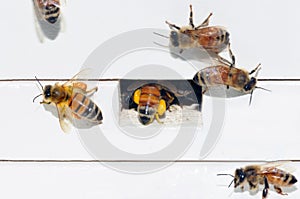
[0,78,300,82]
[0,160,299,163]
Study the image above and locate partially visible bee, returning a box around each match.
[33,0,61,24]
[129,83,179,125]
[218,162,298,199]
[32,0,64,42]
[193,46,268,104]
[33,71,103,133]
[165,5,230,54]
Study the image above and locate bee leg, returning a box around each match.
[202,88,208,94]
[40,101,51,105]
[155,113,163,124]
[157,100,167,116]
[179,49,184,54]
[86,87,98,96]
[133,89,141,105]
[189,5,195,29]
[274,185,288,196]
[217,55,232,66]
[249,181,259,193]
[262,177,269,199]
[228,43,236,68]
[73,82,87,91]
[165,21,181,30]
[249,64,261,75]
[195,13,213,29]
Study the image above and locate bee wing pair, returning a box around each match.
[258,161,296,174]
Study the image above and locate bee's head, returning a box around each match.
[137,105,156,125]
[234,168,246,188]
[170,31,179,47]
[243,77,257,93]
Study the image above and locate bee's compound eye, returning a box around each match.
[235,169,245,185]
[44,85,52,98]
[170,31,179,47]
[244,78,257,91]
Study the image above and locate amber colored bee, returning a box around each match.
[130,83,179,125]
[165,5,230,54]
[33,0,61,24]
[192,45,268,104]
[33,71,103,133]
[218,162,298,199]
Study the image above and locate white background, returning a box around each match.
[0,0,300,198]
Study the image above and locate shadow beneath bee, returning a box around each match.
[202,85,249,98]
[233,185,298,197]
[169,46,219,65]
[36,18,61,41]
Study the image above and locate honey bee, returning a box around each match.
[165,5,230,54]
[193,45,268,104]
[33,71,103,133]
[218,162,298,199]
[129,83,179,125]
[32,0,64,42]
[33,0,61,24]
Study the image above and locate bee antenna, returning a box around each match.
[153,32,169,39]
[228,179,234,188]
[217,173,234,178]
[33,93,43,103]
[35,76,43,90]
[217,174,234,188]
[255,86,271,92]
[249,90,254,106]
[153,41,169,48]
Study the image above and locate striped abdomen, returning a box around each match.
[139,85,161,107]
[193,66,249,91]
[194,65,230,87]
[187,27,229,53]
[265,169,297,187]
[70,93,102,123]
[137,85,161,125]
[35,0,60,24]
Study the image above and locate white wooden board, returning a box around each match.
[1,0,300,198]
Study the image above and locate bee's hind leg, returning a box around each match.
[249,181,259,194]
[195,13,213,29]
[189,5,195,29]
[274,185,288,196]
[262,177,269,199]
[86,87,98,96]
[73,82,87,91]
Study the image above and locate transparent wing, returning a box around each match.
[63,69,92,86]
[56,103,73,133]
[259,161,296,174]
[32,0,45,43]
